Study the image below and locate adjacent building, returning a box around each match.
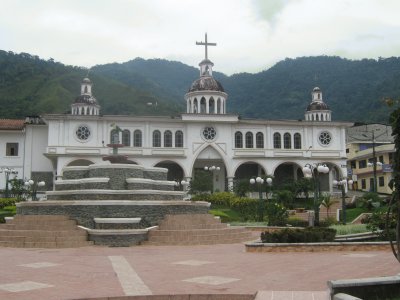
[346,123,394,194]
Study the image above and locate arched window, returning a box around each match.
[175,130,183,148]
[294,133,301,149]
[133,130,142,147]
[164,130,172,147]
[235,132,243,148]
[245,132,253,148]
[153,130,161,147]
[110,129,119,144]
[200,97,206,113]
[273,133,281,149]
[316,114,319,121]
[193,98,198,113]
[256,132,264,149]
[122,129,130,146]
[209,98,215,114]
[284,133,291,149]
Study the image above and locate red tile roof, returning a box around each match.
[0,119,25,130]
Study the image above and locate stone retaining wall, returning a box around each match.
[17,201,210,228]
[245,241,391,252]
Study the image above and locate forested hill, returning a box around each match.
[1,49,400,123]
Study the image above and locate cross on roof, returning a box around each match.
[196,33,216,60]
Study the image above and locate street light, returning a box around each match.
[250,176,272,222]
[24,179,46,201]
[302,163,330,226]
[333,178,353,224]
[204,165,220,193]
[0,168,18,198]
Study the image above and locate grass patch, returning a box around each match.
[329,224,369,235]
[0,205,16,223]
[209,208,242,223]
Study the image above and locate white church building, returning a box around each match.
[0,37,352,193]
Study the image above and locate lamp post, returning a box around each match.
[24,179,45,201]
[302,163,330,226]
[0,167,18,198]
[367,160,382,193]
[204,165,220,193]
[333,178,353,224]
[250,176,272,222]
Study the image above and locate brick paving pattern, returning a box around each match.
[0,244,398,299]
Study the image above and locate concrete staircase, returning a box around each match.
[0,215,93,248]
[144,214,253,245]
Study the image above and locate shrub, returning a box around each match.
[274,190,295,208]
[209,192,238,207]
[364,210,397,240]
[261,227,337,243]
[230,197,258,221]
[266,201,288,226]
[191,193,211,202]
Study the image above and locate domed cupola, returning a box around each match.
[305,87,331,121]
[184,33,228,114]
[71,77,101,116]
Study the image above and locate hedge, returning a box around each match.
[261,227,337,243]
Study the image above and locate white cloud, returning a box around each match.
[0,0,400,74]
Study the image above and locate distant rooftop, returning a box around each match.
[0,119,25,130]
[346,123,393,143]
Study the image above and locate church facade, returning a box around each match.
[1,38,352,193]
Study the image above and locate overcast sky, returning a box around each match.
[1,0,400,75]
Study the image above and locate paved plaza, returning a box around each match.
[0,243,398,299]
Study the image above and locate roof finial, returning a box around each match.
[196,33,216,60]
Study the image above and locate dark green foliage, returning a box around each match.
[233,179,251,197]
[189,170,213,194]
[0,198,18,209]
[1,51,400,122]
[261,227,337,243]
[364,210,397,240]
[274,190,295,208]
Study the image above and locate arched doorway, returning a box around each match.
[273,162,303,187]
[154,161,184,190]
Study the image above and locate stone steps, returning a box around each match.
[145,214,253,246]
[0,215,92,248]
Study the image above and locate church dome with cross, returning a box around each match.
[185,34,228,114]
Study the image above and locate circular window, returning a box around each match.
[202,126,217,141]
[76,125,91,141]
[318,131,332,146]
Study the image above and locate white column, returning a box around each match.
[227,177,234,193]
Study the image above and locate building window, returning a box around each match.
[389,152,394,164]
[359,160,367,169]
[164,130,172,147]
[346,148,349,153]
[175,131,183,148]
[350,160,356,169]
[235,132,243,148]
[256,132,264,149]
[202,126,216,141]
[153,130,161,147]
[361,179,366,189]
[122,130,130,146]
[283,133,291,149]
[379,155,384,163]
[273,133,281,149]
[294,133,301,149]
[245,132,253,148]
[133,130,142,147]
[369,178,374,190]
[6,143,18,156]
[379,176,385,187]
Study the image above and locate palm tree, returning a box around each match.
[321,195,335,219]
